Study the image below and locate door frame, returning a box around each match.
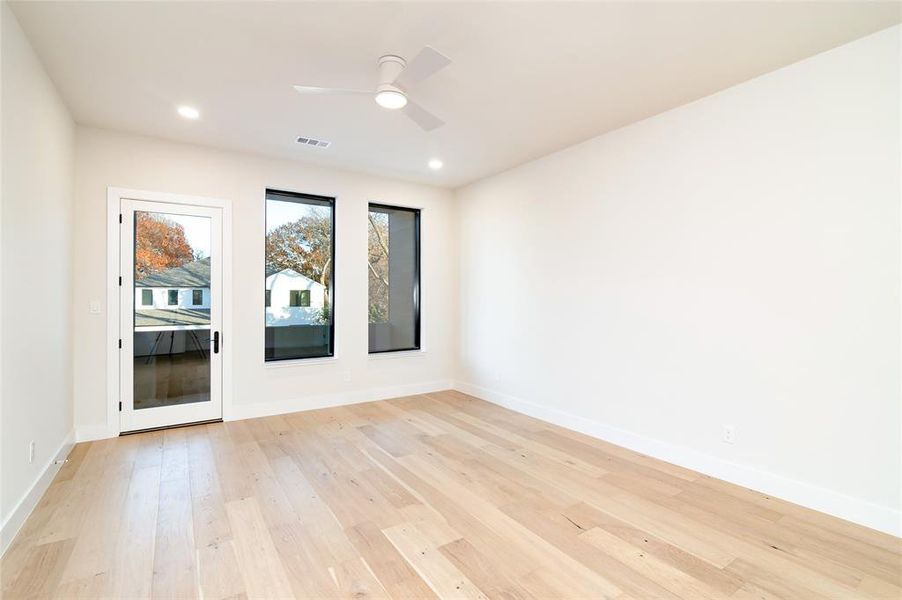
[119,199,222,432]
[106,187,233,437]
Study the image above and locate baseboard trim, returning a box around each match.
[75,380,456,442]
[75,424,117,442]
[0,429,76,557]
[454,380,901,538]
[226,379,455,421]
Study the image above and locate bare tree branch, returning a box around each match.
[367,260,388,288]
[369,213,390,258]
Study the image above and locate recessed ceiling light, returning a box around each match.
[428,159,443,170]
[374,89,408,110]
[177,105,200,120]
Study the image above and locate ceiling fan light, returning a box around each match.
[177,105,200,119]
[375,89,407,110]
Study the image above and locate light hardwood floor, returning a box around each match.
[2,390,900,599]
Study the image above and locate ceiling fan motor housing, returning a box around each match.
[377,54,407,94]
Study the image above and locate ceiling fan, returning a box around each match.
[293,46,451,131]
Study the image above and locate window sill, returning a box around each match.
[368,349,426,361]
[264,355,338,368]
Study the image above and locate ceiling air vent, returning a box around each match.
[296,136,331,148]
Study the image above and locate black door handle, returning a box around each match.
[213,331,220,354]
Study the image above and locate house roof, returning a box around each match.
[138,259,322,289]
[138,257,210,288]
[266,265,301,278]
[265,267,322,286]
[135,308,210,328]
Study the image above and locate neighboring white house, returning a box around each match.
[265,268,327,326]
[135,259,326,329]
[135,257,211,312]
[134,258,212,357]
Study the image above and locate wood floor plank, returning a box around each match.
[561,501,745,596]
[582,524,733,599]
[32,439,116,547]
[0,539,75,599]
[361,445,561,590]
[225,496,294,599]
[438,537,540,600]
[501,501,680,599]
[447,409,612,478]
[1,391,898,599]
[382,522,488,600]
[346,520,440,600]
[194,541,246,600]
[397,453,626,598]
[54,436,140,594]
[661,489,895,588]
[186,426,248,600]
[268,440,396,597]
[151,429,198,598]
[110,463,161,598]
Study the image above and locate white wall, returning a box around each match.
[455,26,901,535]
[73,126,456,432]
[1,2,75,549]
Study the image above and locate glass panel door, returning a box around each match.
[120,199,222,432]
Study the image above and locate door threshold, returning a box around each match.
[120,418,223,436]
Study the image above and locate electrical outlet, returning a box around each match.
[722,425,736,444]
[342,370,352,383]
[88,300,102,314]
[28,441,35,464]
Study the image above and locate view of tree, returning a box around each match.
[134,213,194,280]
[265,214,333,296]
[368,212,390,323]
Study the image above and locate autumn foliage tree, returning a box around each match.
[265,214,333,294]
[134,213,194,280]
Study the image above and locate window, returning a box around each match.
[141,289,153,306]
[192,289,203,305]
[289,289,311,307]
[167,290,178,305]
[264,189,334,360]
[368,204,420,353]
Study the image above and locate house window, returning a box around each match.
[289,290,311,307]
[264,189,334,361]
[192,289,203,305]
[368,204,420,353]
[167,290,178,305]
[141,289,153,306]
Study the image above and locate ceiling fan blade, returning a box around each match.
[293,85,370,95]
[394,46,451,88]
[402,100,444,131]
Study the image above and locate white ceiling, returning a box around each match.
[10,1,901,188]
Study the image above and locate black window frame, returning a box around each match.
[192,289,203,306]
[368,203,421,354]
[289,289,311,308]
[264,188,336,362]
[167,289,178,306]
